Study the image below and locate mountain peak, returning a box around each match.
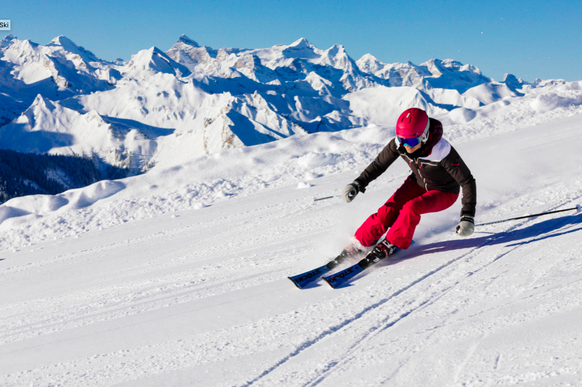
[281,37,319,60]
[127,46,191,78]
[1,34,16,49]
[48,35,99,62]
[48,35,83,52]
[502,73,519,83]
[177,35,200,47]
[326,43,347,56]
[359,53,379,62]
[31,94,55,112]
[289,37,313,49]
[357,54,384,73]
[502,73,528,92]
[129,46,170,65]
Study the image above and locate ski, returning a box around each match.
[323,240,400,288]
[288,264,332,289]
[288,248,360,289]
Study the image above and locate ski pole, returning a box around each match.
[314,195,341,202]
[476,204,581,227]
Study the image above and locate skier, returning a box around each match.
[342,107,477,258]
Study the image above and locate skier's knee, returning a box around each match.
[402,200,423,215]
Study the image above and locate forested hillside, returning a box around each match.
[0,150,127,203]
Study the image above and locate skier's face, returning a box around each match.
[404,142,422,154]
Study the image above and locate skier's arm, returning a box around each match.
[441,147,477,217]
[354,139,400,190]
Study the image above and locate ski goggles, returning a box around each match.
[398,135,422,147]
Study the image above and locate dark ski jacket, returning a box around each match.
[354,118,477,217]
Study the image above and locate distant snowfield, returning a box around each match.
[1,100,582,385]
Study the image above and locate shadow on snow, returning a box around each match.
[396,212,582,263]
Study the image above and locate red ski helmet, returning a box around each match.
[396,108,430,144]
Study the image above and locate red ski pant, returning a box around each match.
[354,177,458,249]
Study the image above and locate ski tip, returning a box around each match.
[322,273,351,289]
[288,265,330,289]
[288,277,305,289]
[322,276,338,289]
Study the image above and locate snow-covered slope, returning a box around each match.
[0,94,163,173]
[1,88,581,385]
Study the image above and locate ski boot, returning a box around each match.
[358,239,398,270]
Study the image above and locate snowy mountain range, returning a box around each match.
[1,33,571,176]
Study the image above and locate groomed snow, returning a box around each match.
[1,91,582,386]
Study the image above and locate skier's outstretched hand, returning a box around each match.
[342,182,360,203]
[456,216,474,236]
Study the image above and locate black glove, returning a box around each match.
[456,216,475,237]
[342,182,361,203]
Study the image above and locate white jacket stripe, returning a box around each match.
[419,138,452,163]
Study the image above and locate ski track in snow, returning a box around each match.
[1,200,317,345]
[233,177,582,387]
[241,195,582,387]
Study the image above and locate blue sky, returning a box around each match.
[4,0,581,82]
